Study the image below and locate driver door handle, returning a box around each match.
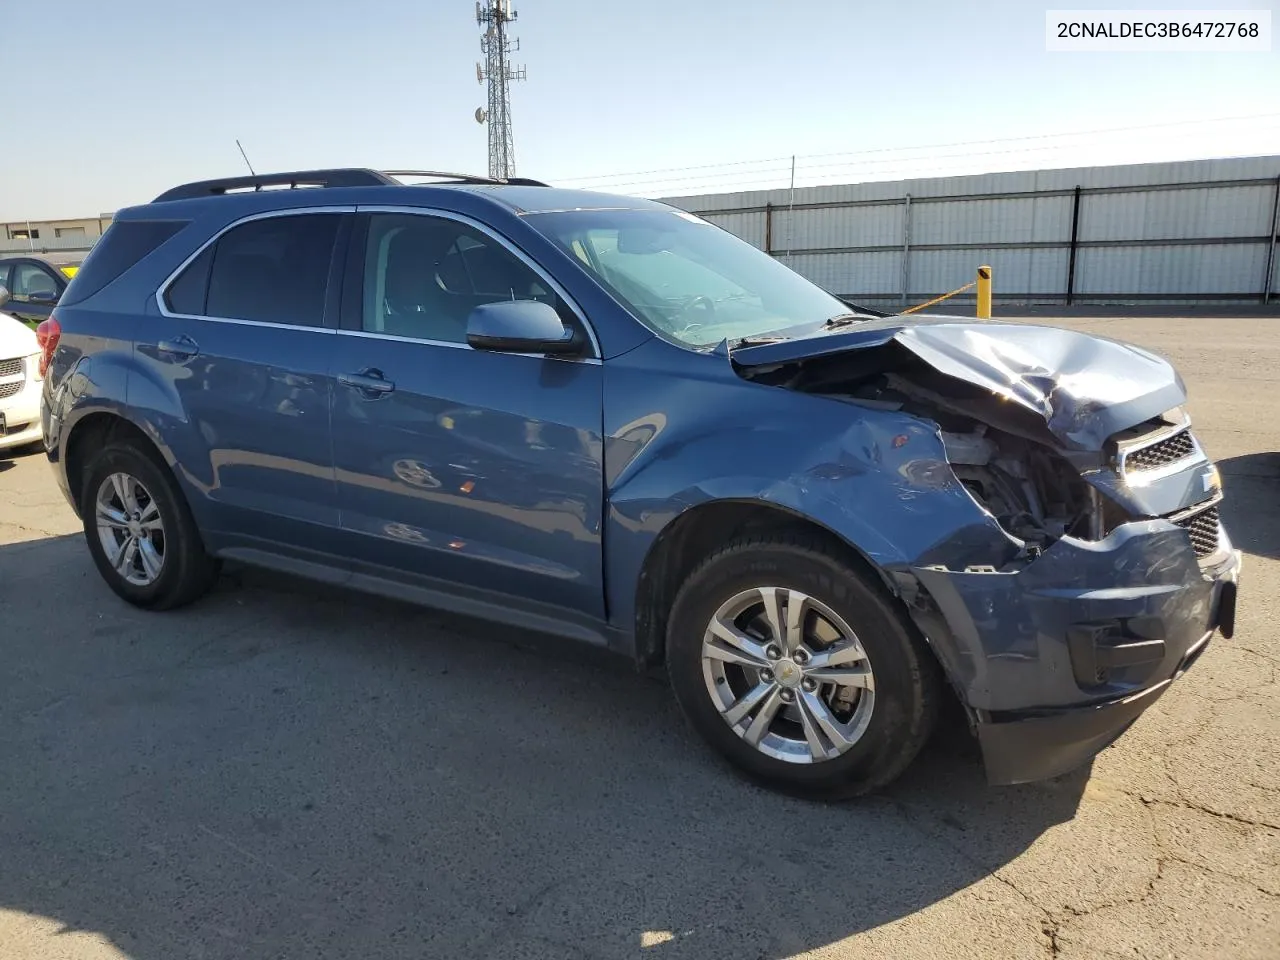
[157,335,199,360]
[339,369,396,397]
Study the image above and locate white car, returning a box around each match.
[0,285,44,454]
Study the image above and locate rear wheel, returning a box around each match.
[80,442,220,610]
[666,534,940,798]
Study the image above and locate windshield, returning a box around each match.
[524,208,851,348]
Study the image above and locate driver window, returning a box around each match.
[11,263,59,301]
[363,214,562,343]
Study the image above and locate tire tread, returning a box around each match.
[667,530,941,798]
[80,440,220,611]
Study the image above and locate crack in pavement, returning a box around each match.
[1145,694,1280,823]
[1139,796,1280,832]
[1048,790,1166,941]
[1161,852,1280,899]
[1051,798,1280,956]
[876,796,1063,958]
[1236,644,1280,668]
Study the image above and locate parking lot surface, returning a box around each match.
[1,316,1277,960]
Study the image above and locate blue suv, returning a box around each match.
[39,168,1241,797]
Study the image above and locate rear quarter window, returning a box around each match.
[164,245,214,315]
[59,220,189,306]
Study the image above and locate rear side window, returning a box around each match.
[164,246,213,315]
[181,214,340,326]
[60,220,188,305]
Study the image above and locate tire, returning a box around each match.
[666,533,940,799]
[80,441,220,610]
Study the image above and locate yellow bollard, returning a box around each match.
[976,265,992,319]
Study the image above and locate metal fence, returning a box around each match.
[0,236,96,260]
[664,156,1280,309]
[6,158,1279,307]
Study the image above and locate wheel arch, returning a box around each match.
[631,498,901,668]
[63,410,176,513]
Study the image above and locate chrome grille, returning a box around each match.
[1170,504,1220,558]
[1125,430,1196,472]
[0,358,22,378]
[0,381,20,399]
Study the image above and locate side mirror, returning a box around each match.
[466,300,582,355]
[29,290,59,305]
[0,286,9,309]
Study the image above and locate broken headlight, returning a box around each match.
[942,425,1106,549]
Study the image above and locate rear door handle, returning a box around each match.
[157,335,199,359]
[339,369,395,397]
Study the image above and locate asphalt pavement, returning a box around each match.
[1,315,1277,959]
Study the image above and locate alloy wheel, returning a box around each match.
[701,586,876,764]
[95,472,166,587]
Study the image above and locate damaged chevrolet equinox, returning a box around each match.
[39,169,1242,797]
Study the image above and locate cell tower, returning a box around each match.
[474,0,525,180]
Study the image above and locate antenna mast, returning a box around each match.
[474,0,525,180]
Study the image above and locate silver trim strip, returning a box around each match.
[353,203,602,359]
[153,203,603,362]
[154,205,356,330]
[1175,630,1214,676]
[164,314,338,333]
[1114,411,1190,451]
[1116,416,1203,482]
[1163,492,1223,526]
[333,327,602,365]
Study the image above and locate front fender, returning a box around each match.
[601,340,1016,636]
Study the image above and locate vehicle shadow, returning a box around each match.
[0,442,42,471]
[0,534,1087,960]
[1216,452,1280,560]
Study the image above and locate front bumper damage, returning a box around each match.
[730,314,1243,786]
[900,523,1241,785]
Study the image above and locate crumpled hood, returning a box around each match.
[729,315,1187,451]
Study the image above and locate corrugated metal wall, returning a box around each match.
[662,156,1280,308]
[0,236,97,257]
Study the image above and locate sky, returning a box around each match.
[3,0,1278,220]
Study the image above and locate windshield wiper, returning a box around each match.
[738,335,789,345]
[730,334,790,348]
[824,313,873,328]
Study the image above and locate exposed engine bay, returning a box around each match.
[736,343,1136,553]
[841,373,1108,553]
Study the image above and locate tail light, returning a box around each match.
[35,315,61,378]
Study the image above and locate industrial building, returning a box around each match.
[0,215,114,263]
[661,154,1280,309]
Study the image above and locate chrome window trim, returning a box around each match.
[332,327,601,365]
[353,203,602,360]
[154,205,357,331]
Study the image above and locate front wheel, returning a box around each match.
[666,535,940,799]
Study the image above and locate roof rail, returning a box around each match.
[152,169,397,202]
[152,167,551,202]
[381,170,551,187]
